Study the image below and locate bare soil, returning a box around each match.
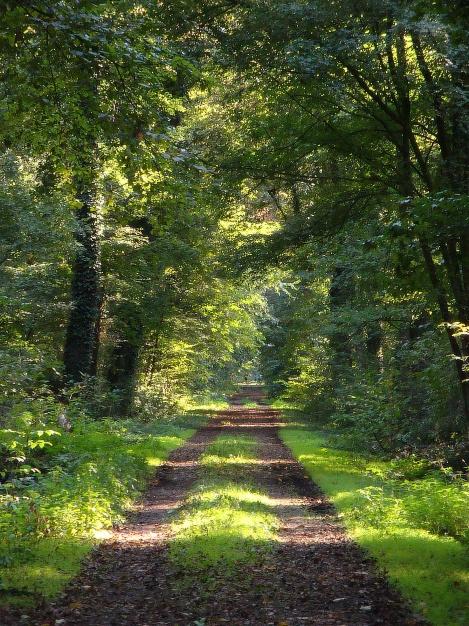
[1,387,427,626]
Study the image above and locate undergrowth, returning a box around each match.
[0,408,204,604]
[281,425,469,626]
[169,434,278,584]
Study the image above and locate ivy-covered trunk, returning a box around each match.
[63,188,101,384]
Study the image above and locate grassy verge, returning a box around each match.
[183,395,230,412]
[0,413,205,605]
[281,425,469,626]
[168,434,278,585]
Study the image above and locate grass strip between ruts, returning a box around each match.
[168,434,278,584]
[281,425,469,626]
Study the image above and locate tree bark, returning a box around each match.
[329,265,353,390]
[63,188,101,384]
[419,239,469,420]
[106,302,144,417]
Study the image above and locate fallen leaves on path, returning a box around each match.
[0,388,428,626]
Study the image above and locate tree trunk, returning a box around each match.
[419,239,469,420]
[90,286,104,378]
[106,303,144,417]
[329,265,353,391]
[63,188,101,384]
[389,24,469,425]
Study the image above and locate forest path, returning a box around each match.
[19,387,423,626]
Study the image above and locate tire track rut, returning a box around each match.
[4,387,426,626]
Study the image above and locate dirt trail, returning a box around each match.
[4,387,425,626]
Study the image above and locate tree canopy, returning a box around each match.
[1,0,468,449]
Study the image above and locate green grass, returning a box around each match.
[201,434,257,474]
[238,399,259,408]
[0,539,93,605]
[281,425,469,626]
[0,414,205,605]
[168,435,278,582]
[183,395,230,412]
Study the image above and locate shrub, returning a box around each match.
[0,411,195,571]
[348,473,469,544]
[402,475,469,544]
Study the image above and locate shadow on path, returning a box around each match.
[1,386,427,626]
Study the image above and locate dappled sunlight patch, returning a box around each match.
[168,434,279,580]
[149,434,189,450]
[0,537,93,602]
[169,480,278,575]
[215,420,285,429]
[188,483,276,508]
[298,451,373,477]
[146,456,165,467]
[202,453,258,467]
[354,527,469,626]
[200,434,258,475]
[182,397,230,412]
[126,433,192,463]
[93,529,113,539]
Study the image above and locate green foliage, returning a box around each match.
[386,455,433,480]
[401,476,469,544]
[260,224,464,452]
[349,477,469,546]
[176,0,469,454]
[282,424,469,626]
[0,1,468,620]
[0,409,199,600]
[0,152,73,410]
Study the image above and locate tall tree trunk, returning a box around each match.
[63,187,101,384]
[145,325,164,385]
[62,64,102,387]
[419,239,469,420]
[329,265,353,391]
[365,323,382,366]
[90,286,104,377]
[106,302,144,417]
